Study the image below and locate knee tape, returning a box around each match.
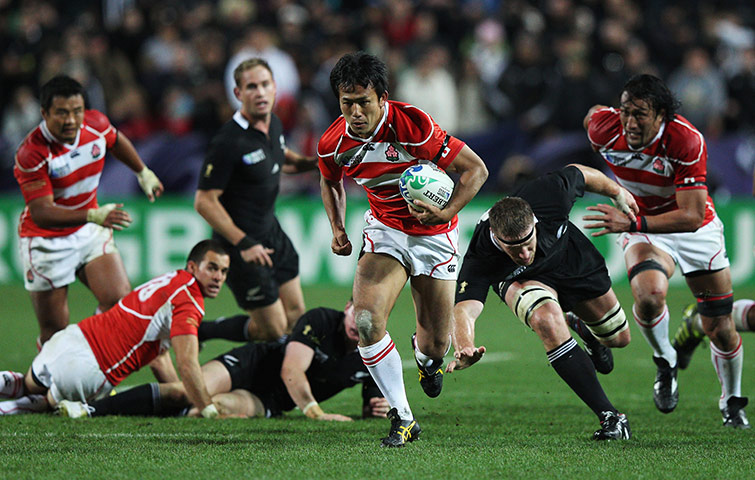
[627,259,668,282]
[512,286,558,328]
[582,303,628,341]
[695,292,734,317]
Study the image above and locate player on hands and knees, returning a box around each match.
[318,52,488,446]
[584,74,748,428]
[57,299,389,422]
[450,164,633,440]
[0,240,227,418]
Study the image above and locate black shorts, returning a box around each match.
[216,221,299,310]
[498,234,611,313]
[214,343,284,417]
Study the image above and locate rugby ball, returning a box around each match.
[398,163,454,212]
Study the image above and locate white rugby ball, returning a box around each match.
[398,163,454,212]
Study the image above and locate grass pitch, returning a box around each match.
[1,283,753,479]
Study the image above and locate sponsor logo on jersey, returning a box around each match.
[70,150,80,158]
[222,354,239,366]
[91,144,102,159]
[245,286,265,301]
[49,161,71,179]
[242,149,266,165]
[447,264,456,273]
[385,144,399,161]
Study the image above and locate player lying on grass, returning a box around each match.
[56,299,389,420]
[0,240,229,418]
[450,164,634,440]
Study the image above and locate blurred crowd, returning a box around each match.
[1,0,755,195]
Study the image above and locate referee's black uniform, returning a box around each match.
[214,307,382,417]
[198,111,299,309]
[456,165,612,313]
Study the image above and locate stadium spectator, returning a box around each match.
[0,240,230,417]
[317,52,488,447]
[450,164,633,440]
[194,58,317,343]
[583,74,748,428]
[13,75,164,346]
[56,299,390,421]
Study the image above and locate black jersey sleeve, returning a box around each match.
[288,307,341,350]
[515,165,586,221]
[197,125,239,191]
[455,253,494,304]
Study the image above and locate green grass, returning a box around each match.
[1,283,754,479]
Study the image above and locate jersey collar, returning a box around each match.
[40,119,80,149]
[233,110,250,130]
[626,121,666,152]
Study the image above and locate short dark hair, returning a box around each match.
[186,239,229,265]
[488,197,535,239]
[40,75,85,111]
[233,58,274,87]
[621,74,680,123]
[329,51,389,99]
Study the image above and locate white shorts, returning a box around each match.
[617,215,730,275]
[31,325,113,404]
[362,210,459,280]
[19,223,117,291]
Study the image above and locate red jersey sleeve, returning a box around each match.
[667,117,708,191]
[587,107,622,151]
[84,110,118,148]
[317,119,346,182]
[392,103,464,170]
[168,281,205,337]
[14,145,53,203]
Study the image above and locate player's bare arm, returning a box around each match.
[568,163,638,218]
[447,299,486,372]
[27,195,132,230]
[171,333,217,418]
[281,341,353,421]
[585,188,706,236]
[148,350,179,383]
[319,176,352,256]
[194,189,274,266]
[413,145,488,226]
[109,131,164,202]
[583,104,607,131]
[282,148,318,174]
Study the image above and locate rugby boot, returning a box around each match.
[652,356,678,413]
[672,304,706,370]
[721,396,751,429]
[381,408,421,447]
[57,400,94,419]
[411,333,444,398]
[566,312,614,374]
[593,411,631,440]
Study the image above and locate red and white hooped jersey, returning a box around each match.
[14,110,117,238]
[77,270,205,386]
[587,107,716,226]
[317,100,465,236]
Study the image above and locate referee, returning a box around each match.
[195,58,317,342]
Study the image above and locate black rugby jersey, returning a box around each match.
[197,111,286,238]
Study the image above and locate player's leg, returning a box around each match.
[29,288,70,345]
[504,281,629,439]
[625,243,678,413]
[188,390,265,418]
[571,288,631,348]
[353,253,414,444]
[278,276,306,331]
[685,268,748,428]
[409,275,453,397]
[77,252,131,313]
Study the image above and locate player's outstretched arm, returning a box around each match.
[447,300,486,372]
[172,333,217,418]
[110,131,164,201]
[27,196,132,230]
[281,341,353,421]
[568,163,638,219]
[320,177,352,256]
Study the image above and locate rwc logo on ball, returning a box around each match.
[398,163,455,212]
